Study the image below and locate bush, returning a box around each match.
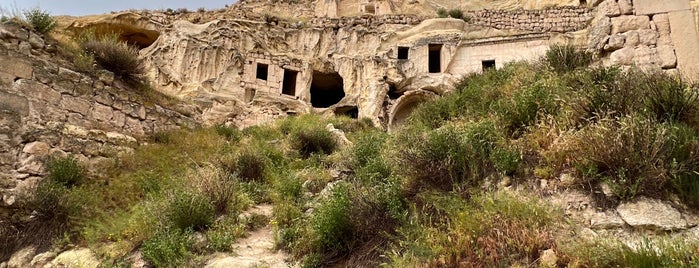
[23,7,56,34]
[214,124,242,142]
[436,8,448,18]
[490,146,521,175]
[46,156,86,188]
[544,44,592,73]
[168,191,216,231]
[642,72,699,125]
[495,81,557,136]
[81,35,141,78]
[570,116,669,200]
[291,126,337,157]
[567,67,643,123]
[396,121,499,191]
[192,167,239,214]
[141,229,192,268]
[309,182,353,253]
[236,150,267,182]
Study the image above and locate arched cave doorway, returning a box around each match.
[389,90,437,130]
[310,71,345,108]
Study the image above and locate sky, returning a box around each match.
[1,0,237,16]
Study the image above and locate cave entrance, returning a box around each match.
[282,69,298,96]
[310,71,345,108]
[335,106,359,118]
[428,44,442,73]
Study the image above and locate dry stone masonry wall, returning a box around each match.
[588,0,699,78]
[0,22,198,213]
[464,7,593,33]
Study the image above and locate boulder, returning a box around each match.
[7,246,36,268]
[51,248,100,268]
[616,197,689,231]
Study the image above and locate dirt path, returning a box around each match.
[205,204,294,268]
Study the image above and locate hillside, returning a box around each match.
[1,0,699,267]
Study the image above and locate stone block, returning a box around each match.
[617,0,633,15]
[0,90,29,116]
[598,0,620,17]
[637,29,658,46]
[14,79,61,104]
[634,0,690,15]
[587,17,612,50]
[624,30,640,46]
[610,46,635,65]
[612,15,650,34]
[22,142,50,156]
[634,46,660,66]
[91,103,114,122]
[617,197,688,231]
[657,45,677,69]
[60,95,91,116]
[0,55,32,79]
[605,34,625,50]
[57,67,82,82]
[669,10,699,81]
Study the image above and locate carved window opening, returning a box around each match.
[282,69,298,96]
[363,3,376,14]
[428,44,442,73]
[398,47,409,60]
[482,60,496,72]
[256,63,269,81]
[335,106,359,119]
[310,71,345,108]
[245,88,256,103]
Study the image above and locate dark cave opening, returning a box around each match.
[310,71,345,108]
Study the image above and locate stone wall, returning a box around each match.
[587,0,699,80]
[464,7,593,33]
[308,14,423,29]
[0,22,198,213]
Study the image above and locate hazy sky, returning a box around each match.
[1,0,237,16]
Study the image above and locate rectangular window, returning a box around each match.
[482,60,496,71]
[282,69,298,96]
[398,47,409,60]
[256,63,269,81]
[365,4,376,14]
[428,44,442,73]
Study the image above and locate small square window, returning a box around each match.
[256,63,269,81]
[482,60,496,71]
[398,47,409,60]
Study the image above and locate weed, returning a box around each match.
[141,228,192,268]
[168,190,216,231]
[81,35,141,79]
[236,149,267,182]
[46,156,86,188]
[23,7,56,34]
[544,44,592,73]
[214,124,242,142]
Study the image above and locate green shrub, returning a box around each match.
[141,229,192,268]
[642,72,699,124]
[570,116,669,200]
[490,146,521,175]
[205,217,245,252]
[214,124,242,142]
[352,131,392,184]
[46,156,86,188]
[236,150,267,182]
[436,8,448,18]
[309,182,353,252]
[81,35,141,78]
[290,126,337,157]
[168,191,216,231]
[396,121,499,191]
[496,82,557,135]
[447,9,464,19]
[567,67,643,122]
[192,167,239,214]
[544,44,592,73]
[30,180,80,224]
[23,7,56,34]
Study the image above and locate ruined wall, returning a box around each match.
[0,22,198,214]
[464,7,592,32]
[588,0,699,80]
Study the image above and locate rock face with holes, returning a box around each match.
[129,0,699,130]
